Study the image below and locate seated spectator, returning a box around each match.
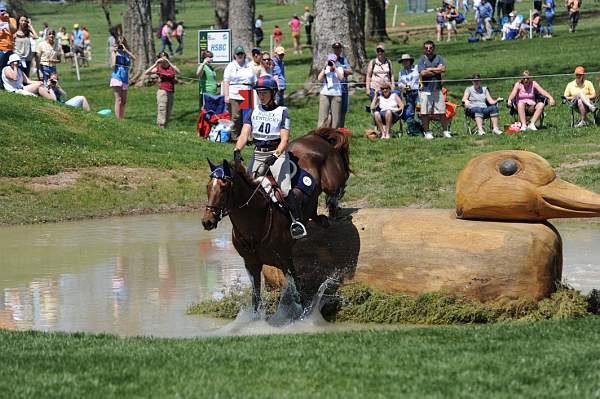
[564,66,596,127]
[462,73,503,135]
[46,72,90,110]
[1,53,48,97]
[522,11,541,36]
[502,12,522,40]
[371,82,404,139]
[507,70,555,131]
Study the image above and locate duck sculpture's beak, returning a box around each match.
[456,150,600,221]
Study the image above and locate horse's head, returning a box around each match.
[202,159,233,230]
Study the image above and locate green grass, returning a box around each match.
[2,318,600,398]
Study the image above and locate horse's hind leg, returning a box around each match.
[270,266,303,325]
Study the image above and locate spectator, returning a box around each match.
[317,53,344,128]
[503,0,515,17]
[418,40,451,139]
[197,50,218,95]
[462,0,469,20]
[507,70,555,131]
[371,82,405,139]
[566,0,580,33]
[273,25,283,48]
[365,43,393,98]
[397,53,419,121]
[223,45,256,140]
[47,72,91,111]
[37,30,60,84]
[159,20,174,56]
[71,23,84,59]
[462,73,503,135]
[110,40,135,119]
[288,15,302,54]
[0,3,17,69]
[541,0,555,38]
[523,11,541,36]
[478,0,493,40]
[107,25,118,66]
[13,15,37,76]
[39,22,49,39]
[173,21,184,55]
[145,52,180,129]
[259,52,274,77]
[1,53,45,96]
[564,66,596,127]
[473,0,482,22]
[435,8,446,42]
[332,41,352,127]
[533,0,542,12]
[272,46,286,105]
[446,4,459,41]
[250,47,262,77]
[302,6,313,46]
[254,15,264,48]
[57,26,71,62]
[501,12,521,40]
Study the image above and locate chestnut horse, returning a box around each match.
[202,128,351,311]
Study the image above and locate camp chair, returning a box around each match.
[509,94,548,128]
[561,95,600,127]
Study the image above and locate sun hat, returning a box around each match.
[233,45,245,55]
[7,53,20,65]
[509,12,515,17]
[574,66,585,75]
[0,3,7,12]
[73,23,79,29]
[398,53,414,62]
[327,53,337,62]
[274,46,285,55]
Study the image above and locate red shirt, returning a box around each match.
[158,64,176,92]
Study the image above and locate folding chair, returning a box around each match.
[509,94,548,128]
[562,95,600,127]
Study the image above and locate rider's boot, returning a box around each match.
[285,190,307,240]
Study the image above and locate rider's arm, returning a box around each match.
[235,123,252,151]
[275,128,289,157]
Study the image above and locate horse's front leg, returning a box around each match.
[245,261,263,314]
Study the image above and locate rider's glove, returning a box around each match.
[264,154,278,166]
[233,149,243,162]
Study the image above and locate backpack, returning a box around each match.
[308,14,314,24]
[156,25,162,39]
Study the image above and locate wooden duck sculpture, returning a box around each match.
[262,151,600,302]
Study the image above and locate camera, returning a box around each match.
[118,44,124,50]
[327,61,334,67]
[49,79,57,86]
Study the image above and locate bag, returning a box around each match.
[307,14,314,24]
[456,13,465,23]
[406,119,423,136]
[208,119,232,143]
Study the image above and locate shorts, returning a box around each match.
[292,31,300,39]
[470,104,499,118]
[110,78,128,90]
[518,102,537,114]
[419,90,445,115]
[375,109,402,123]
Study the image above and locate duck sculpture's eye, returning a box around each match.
[499,159,519,176]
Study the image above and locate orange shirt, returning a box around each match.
[0,17,17,51]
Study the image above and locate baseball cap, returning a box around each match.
[274,46,285,55]
[332,41,342,49]
[509,12,515,17]
[0,3,7,12]
[234,45,245,55]
[73,23,79,29]
[327,53,337,62]
[8,53,20,65]
[574,66,585,75]
[251,47,261,56]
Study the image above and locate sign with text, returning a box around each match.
[197,29,231,64]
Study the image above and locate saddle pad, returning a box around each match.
[293,168,316,197]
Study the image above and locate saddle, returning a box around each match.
[256,158,316,211]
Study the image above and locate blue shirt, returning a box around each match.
[478,2,493,18]
[544,0,555,16]
[336,56,352,94]
[272,56,286,90]
[398,66,420,91]
[72,29,84,46]
[111,51,130,84]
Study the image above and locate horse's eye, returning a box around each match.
[499,159,519,176]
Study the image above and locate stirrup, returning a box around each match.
[290,220,307,240]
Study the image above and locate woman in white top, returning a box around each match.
[317,53,344,128]
[223,45,256,140]
[370,82,405,139]
[1,53,47,97]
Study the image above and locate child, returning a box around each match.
[273,25,282,47]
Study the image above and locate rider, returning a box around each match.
[233,75,307,240]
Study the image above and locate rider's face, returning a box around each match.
[257,90,273,105]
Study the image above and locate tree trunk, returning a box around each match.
[348,0,368,81]
[214,0,229,28]
[6,0,25,16]
[228,0,254,54]
[123,0,156,86]
[100,0,113,32]
[366,0,389,41]
[160,0,176,25]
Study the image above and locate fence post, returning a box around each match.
[74,53,81,81]
[392,4,398,27]
[529,9,533,39]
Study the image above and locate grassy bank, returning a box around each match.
[2,318,600,398]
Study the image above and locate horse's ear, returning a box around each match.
[222,159,231,177]
[207,158,217,172]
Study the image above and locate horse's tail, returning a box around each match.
[310,128,353,175]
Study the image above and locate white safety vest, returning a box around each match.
[249,104,290,141]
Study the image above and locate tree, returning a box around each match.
[123,0,156,86]
[366,0,389,41]
[160,0,176,25]
[6,0,25,16]
[214,0,229,29]
[228,0,254,54]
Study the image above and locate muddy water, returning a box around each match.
[0,214,599,338]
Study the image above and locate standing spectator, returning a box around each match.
[37,30,60,84]
[259,52,274,77]
[365,43,393,98]
[250,47,262,77]
[462,73,503,135]
[533,0,542,12]
[564,66,596,127]
[503,0,515,17]
[196,50,218,109]
[302,6,313,46]
[107,26,117,66]
[223,45,256,140]
[13,15,37,76]
[506,70,555,131]
[0,3,17,69]
[254,15,264,48]
[462,0,469,20]
[145,52,180,129]
[478,0,493,40]
[273,25,283,48]
[541,0,555,38]
[57,26,71,62]
[272,46,286,106]
[332,41,352,128]
[110,40,135,119]
[497,0,505,19]
[317,53,344,128]
[81,26,91,66]
[446,4,459,41]
[417,41,451,139]
[566,0,580,33]
[288,15,302,54]
[435,8,446,42]
[397,53,419,121]
[71,23,84,59]
[371,82,404,139]
[160,20,174,56]
[174,21,184,55]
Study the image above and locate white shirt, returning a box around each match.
[379,93,401,112]
[255,19,263,29]
[2,66,24,92]
[320,66,344,97]
[223,60,256,100]
[398,66,420,91]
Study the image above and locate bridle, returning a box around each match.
[205,167,232,223]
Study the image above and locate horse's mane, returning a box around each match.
[307,128,353,175]
[229,160,260,187]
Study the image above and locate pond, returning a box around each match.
[1,214,599,337]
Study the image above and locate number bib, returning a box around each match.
[249,105,290,141]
